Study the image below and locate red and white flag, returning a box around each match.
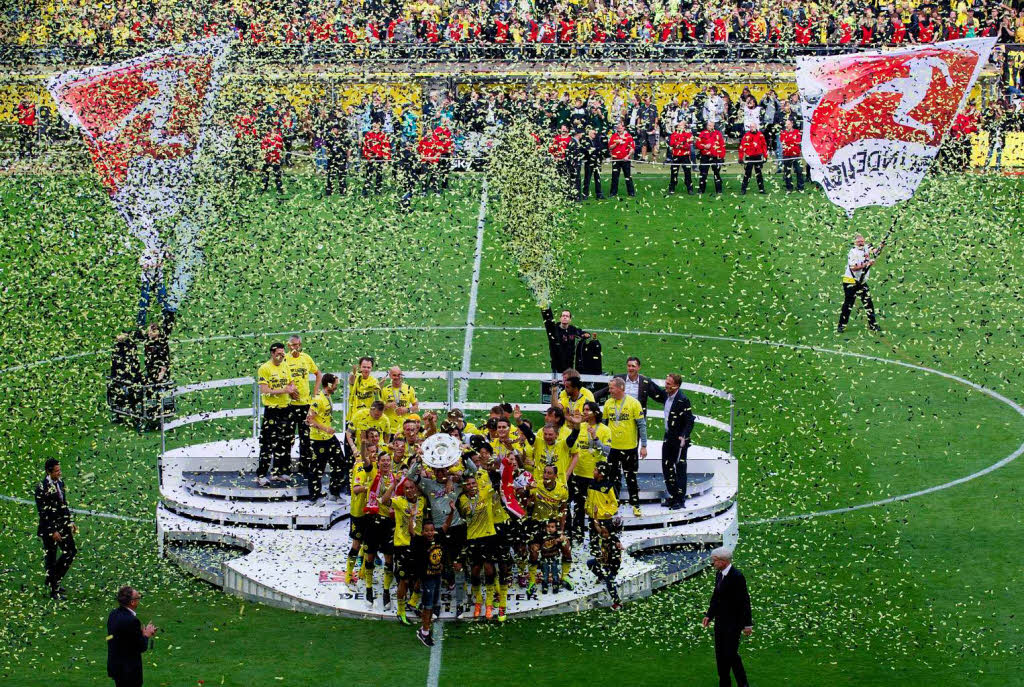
[46,37,231,305]
[500,454,528,519]
[797,38,995,214]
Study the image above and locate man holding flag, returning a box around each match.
[838,234,879,333]
[797,37,995,335]
[46,36,231,332]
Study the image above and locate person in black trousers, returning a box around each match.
[565,129,584,201]
[323,123,350,196]
[107,586,157,687]
[541,307,591,375]
[838,234,880,333]
[581,127,605,199]
[703,547,753,687]
[660,373,695,508]
[395,139,422,210]
[35,459,77,600]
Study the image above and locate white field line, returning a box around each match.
[458,178,489,403]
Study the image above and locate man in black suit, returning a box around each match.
[594,356,665,411]
[541,307,592,374]
[660,373,696,509]
[107,586,157,687]
[702,547,753,687]
[35,458,77,600]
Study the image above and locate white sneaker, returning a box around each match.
[255,476,270,487]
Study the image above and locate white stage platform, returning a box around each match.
[156,370,740,619]
[158,438,738,619]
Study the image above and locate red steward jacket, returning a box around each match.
[738,131,768,162]
[697,129,726,159]
[608,131,635,160]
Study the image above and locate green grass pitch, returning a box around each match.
[0,166,1021,686]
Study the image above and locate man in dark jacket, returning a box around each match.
[323,121,351,196]
[594,356,665,411]
[702,547,754,687]
[566,129,585,201]
[661,373,696,508]
[581,126,605,199]
[35,459,77,600]
[107,586,157,687]
[541,307,592,374]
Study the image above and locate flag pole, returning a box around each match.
[857,203,903,286]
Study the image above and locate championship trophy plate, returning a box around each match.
[420,432,462,469]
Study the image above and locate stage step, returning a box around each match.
[158,502,737,620]
[619,471,714,503]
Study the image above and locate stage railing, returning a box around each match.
[160,370,734,458]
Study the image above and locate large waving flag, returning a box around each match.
[47,37,231,308]
[797,38,995,214]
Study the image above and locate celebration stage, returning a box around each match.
[156,371,739,619]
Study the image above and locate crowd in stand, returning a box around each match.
[12,76,1021,192]
[214,82,1016,201]
[4,0,1024,58]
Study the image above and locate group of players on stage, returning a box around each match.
[256,337,692,645]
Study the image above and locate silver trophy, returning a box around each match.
[420,432,462,469]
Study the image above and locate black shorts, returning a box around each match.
[463,535,497,566]
[349,515,367,542]
[364,515,395,556]
[440,523,467,566]
[509,517,532,548]
[492,520,515,563]
[393,545,414,580]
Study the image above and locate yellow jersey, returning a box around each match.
[491,434,527,467]
[585,480,619,520]
[476,468,509,524]
[347,373,380,420]
[457,492,496,540]
[308,392,335,442]
[258,359,292,408]
[370,470,397,518]
[285,352,319,406]
[530,480,569,522]
[391,495,426,546]
[350,460,378,518]
[603,395,644,450]
[530,434,576,483]
[574,422,612,480]
[558,387,595,417]
[350,407,393,444]
[379,382,417,427]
